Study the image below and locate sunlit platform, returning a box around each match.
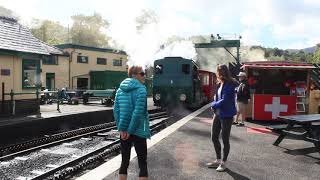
[78,104,320,180]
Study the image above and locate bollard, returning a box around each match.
[12,100,15,115]
[35,87,41,118]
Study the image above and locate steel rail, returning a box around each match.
[31,117,170,180]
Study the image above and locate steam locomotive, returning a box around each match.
[153,57,216,109]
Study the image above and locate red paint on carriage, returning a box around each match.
[198,70,216,102]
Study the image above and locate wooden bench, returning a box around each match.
[272,114,320,150]
[267,124,302,133]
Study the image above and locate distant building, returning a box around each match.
[41,43,70,91]
[0,16,68,114]
[56,44,128,89]
[0,16,128,115]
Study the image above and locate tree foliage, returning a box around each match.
[29,13,110,47]
[135,9,158,32]
[312,48,320,63]
[0,6,19,19]
[30,19,68,45]
[70,13,110,47]
[257,46,314,62]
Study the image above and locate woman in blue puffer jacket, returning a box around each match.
[113,66,150,180]
[206,64,237,172]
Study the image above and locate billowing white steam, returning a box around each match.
[108,10,198,68]
[108,10,266,70]
[154,40,197,60]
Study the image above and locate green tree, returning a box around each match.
[70,13,110,47]
[312,48,320,63]
[135,9,158,32]
[30,19,68,45]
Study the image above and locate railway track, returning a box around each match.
[0,111,167,161]
[0,111,171,180]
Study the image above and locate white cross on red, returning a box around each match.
[264,97,288,119]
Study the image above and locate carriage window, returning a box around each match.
[155,65,163,74]
[201,74,209,85]
[182,64,190,74]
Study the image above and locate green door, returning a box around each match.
[46,73,55,90]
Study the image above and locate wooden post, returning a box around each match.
[1,82,4,113]
[57,89,60,113]
[10,89,14,115]
[306,70,311,114]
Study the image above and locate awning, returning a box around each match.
[241,62,315,69]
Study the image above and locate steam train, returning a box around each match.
[153,57,216,109]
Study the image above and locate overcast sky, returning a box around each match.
[1,0,319,49]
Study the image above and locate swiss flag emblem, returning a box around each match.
[253,94,296,120]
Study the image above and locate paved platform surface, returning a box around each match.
[0,98,156,127]
[99,108,320,180]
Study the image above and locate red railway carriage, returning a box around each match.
[199,70,216,102]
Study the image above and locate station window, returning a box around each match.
[22,59,40,88]
[1,69,10,76]
[42,55,58,65]
[77,56,89,63]
[97,58,107,65]
[113,59,122,66]
[182,64,190,74]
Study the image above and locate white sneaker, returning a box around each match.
[216,162,226,172]
[205,159,221,168]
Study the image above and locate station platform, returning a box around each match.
[78,104,320,180]
[0,98,156,127]
[0,98,157,145]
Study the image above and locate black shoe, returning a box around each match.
[232,122,238,125]
[236,123,245,127]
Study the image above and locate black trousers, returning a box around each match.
[119,135,148,177]
[211,115,233,162]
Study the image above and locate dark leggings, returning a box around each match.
[211,115,233,162]
[119,135,148,177]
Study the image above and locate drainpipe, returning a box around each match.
[69,49,75,89]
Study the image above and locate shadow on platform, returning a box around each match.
[225,168,251,180]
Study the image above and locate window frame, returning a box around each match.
[182,64,190,74]
[155,64,163,74]
[77,56,89,64]
[22,59,41,89]
[42,55,58,65]
[113,59,122,66]
[97,57,107,65]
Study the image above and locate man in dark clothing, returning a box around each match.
[235,72,251,126]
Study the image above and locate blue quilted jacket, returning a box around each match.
[211,81,237,119]
[113,78,151,139]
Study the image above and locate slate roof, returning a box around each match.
[41,41,64,55]
[56,43,127,55]
[0,16,49,55]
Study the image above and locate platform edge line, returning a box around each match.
[76,103,210,180]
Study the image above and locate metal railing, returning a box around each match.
[1,83,41,116]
